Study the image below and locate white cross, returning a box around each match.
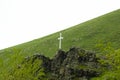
[58,33,63,49]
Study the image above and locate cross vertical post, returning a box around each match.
[58,33,63,49]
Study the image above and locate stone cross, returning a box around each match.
[58,33,63,49]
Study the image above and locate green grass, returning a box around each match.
[0,9,120,79]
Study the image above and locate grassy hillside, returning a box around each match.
[0,9,120,79]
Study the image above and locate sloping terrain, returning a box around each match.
[0,9,120,79]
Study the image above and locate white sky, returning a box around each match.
[0,0,120,50]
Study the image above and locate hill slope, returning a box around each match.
[0,9,120,79]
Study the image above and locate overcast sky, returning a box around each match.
[0,0,120,50]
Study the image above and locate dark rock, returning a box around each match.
[51,50,66,74]
[18,47,104,80]
[49,47,102,80]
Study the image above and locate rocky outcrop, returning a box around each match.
[18,47,103,80]
[50,47,101,80]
